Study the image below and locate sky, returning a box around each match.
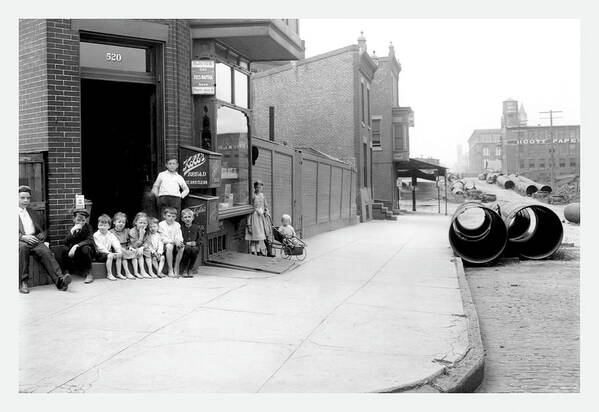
[299,19,580,167]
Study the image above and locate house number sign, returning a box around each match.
[106,52,123,62]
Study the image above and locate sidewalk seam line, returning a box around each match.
[47,283,248,393]
[255,240,410,393]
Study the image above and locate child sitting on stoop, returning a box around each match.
[93,214,124,281]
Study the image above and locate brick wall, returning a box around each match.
[370,59,395,205]
[45,19,82,243]
[252,49,356,163]
[19,19,49,153]
[164,19,192,161]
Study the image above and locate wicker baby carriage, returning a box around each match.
[271,226,307,260]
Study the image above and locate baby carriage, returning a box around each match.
[271,226,307,261]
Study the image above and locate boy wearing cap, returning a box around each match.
[54,208,96,284]
[18,185,72,294]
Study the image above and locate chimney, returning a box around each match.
[357,31,367,53]
[388,41,395,58]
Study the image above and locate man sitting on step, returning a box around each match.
[18,185,72,294]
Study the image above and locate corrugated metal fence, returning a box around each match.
[252,138,357,238]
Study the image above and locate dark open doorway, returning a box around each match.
[81,79,157,226]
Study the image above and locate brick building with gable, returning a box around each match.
[252,32,378,221]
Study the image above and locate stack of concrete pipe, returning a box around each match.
[496,175,515,190]
[448,200,563,265]
[514,176,552,196]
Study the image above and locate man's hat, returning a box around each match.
[72,208,90,218]
[19,185,32,194]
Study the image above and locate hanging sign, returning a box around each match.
[191,60,215,95]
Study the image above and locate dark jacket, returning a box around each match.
[63,223,95,249]
[18,207,47,242]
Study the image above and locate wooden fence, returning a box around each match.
[252,138,357,239]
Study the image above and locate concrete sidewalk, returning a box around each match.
[19,213,483,393]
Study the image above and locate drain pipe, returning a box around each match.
[493,200,563,259]
[448,202,508,265]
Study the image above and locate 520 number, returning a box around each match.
[105,53,122,62]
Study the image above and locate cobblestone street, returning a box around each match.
[466,248,580,392]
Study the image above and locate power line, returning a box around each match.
[539,110,562,189]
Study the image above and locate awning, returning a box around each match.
[396,158,448,181]
[396,158,449,214]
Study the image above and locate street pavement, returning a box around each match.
[19,212,474,393]
[467,253,580,392]
[461,178,580,392]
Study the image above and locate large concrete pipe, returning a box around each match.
[517,176,552,193]
[486,173,499,184]
[464,180,476,191]
[564,202,580,223]
[493,200,563,259]
[448,202,508,265]
[496,175,515,190]
[450,180,465,196]
[515,179,538,196]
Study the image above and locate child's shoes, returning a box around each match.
[115,274,127,280]
[106,274,117,281]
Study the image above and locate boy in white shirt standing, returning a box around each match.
[93,214,124,281]
[151,158,189,219]
[159,207,185,277]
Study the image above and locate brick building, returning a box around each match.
[369,43,414,209]
[252,32,378,220]
[467,99,580,183]
[19,19,304,251]
[467,128,503,174]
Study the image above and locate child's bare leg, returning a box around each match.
[106,254,116,280]
[115,254,126,279]
[165,243,175,276]
[145,256,157,277]
[139,256,150,278]
[174,246,184,277]
[157,256,165,277]
[131,258,141,278]
[123,259,134,279]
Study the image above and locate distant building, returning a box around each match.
[467,98,580,182]
[370,42,414,209]
[467,128,503,174]
[252,32,378,220]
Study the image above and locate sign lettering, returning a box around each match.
[191,60,215,95]
[510,138,578,145]
[182,153,207,176]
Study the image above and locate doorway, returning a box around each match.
[81,79,157,225]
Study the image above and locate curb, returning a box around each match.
[384,256,485,393]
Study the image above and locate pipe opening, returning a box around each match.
[506,205,563,259]
[448,204,507,264]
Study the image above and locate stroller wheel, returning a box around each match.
[295,248,307,261]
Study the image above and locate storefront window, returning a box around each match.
[216,106,249,208]
[234,69,249,109]
[216,62,232,104]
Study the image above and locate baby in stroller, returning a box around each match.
[278,214,299,247]
[272,214,307,260]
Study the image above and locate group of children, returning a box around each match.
[58,207,202,284]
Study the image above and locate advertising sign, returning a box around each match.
[179,145,222,189]
[191,60,215,95]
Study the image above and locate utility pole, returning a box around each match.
[539,110,562,189]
